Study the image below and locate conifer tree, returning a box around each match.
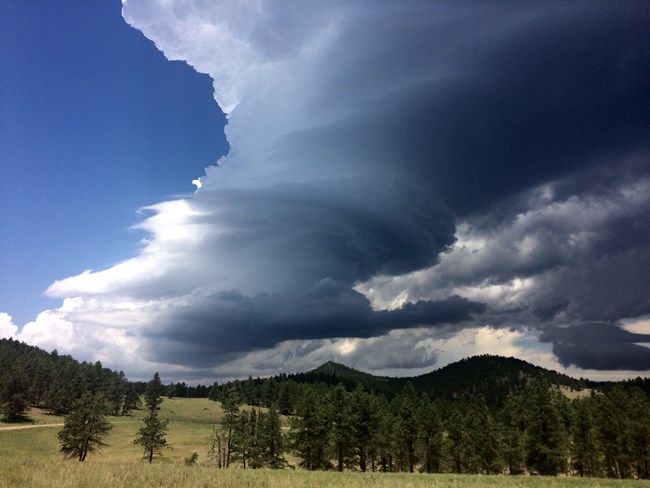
[0,366,30,421]
[628,387,650,479]
[134,372,169,463]
[523,378,570,475]
[144,372,164,413]
[330,384,355,471]
[350,385,381,472]
[572,396,603,477]
[416,394,443,473]
[394,382,419,472]
[259,406,286,468]
[446,407,473,473]
[58,393,112,461]
[293,386,332,470]
[221,384,241,468]
[468,398,503,474]
[134,411,169,463]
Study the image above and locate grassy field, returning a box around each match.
[2,398,649,488]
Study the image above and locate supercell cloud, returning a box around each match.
[12,1,650,379]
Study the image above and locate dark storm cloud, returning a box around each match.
[143,285,484,367]
[38,1,650,378]
[274,2,650,216]
[540,324,650,371]
[123,0,649,371]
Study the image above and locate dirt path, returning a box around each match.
[0,423,63,431]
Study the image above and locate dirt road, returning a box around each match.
[0,423,63,431]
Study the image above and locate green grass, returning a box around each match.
[2,399,650,487]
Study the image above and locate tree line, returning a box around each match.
[209,378,650,478]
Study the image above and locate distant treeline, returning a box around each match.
[0,338,141,419]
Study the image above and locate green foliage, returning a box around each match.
[57,393,113,461]
[393,382,419,473]
[0,365,30,421]
[258,406,286,468]
[572,394,603,477]
[184,451,198,466]
[0,338,137,418]
[416,393,443,473]
[330,384,355,471]
[350,385,381,472]
[134,373,170,463]
[522,378,571,475]
[144,372,164,413]
[134,409,170,463]
[292,387,332,470]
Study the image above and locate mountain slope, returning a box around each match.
[300,355,588,405]
[409,355,587,405]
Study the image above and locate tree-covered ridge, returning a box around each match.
[409,355,588,406]
[207,355,590,411]
[0,338,140,420]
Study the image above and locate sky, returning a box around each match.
[1,1,649,383]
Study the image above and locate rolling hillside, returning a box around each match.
[293,355,589,405]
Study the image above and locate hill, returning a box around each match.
[0,338,140,421]
[294,361,398,398]
[294,355,588,405]
[408,355,587,406]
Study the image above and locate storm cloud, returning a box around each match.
[14,1,649,379]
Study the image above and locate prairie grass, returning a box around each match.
[2,463,649,488]
[2,398,649,487]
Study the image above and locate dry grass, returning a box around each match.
[2,463,649,488]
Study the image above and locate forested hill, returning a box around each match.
[409,355,588,405]
[295,355,587,405]
[207,354,600,412]
[300,361,398,398]
[0,338,141,421]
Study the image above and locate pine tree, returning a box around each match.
[259,406,286,468]
[394,382,419,472]
[134,412,169,463]
[292,386,332,470]
[501,395,527,475]
[572,396,603,477]
[416,394,443,473]
[468,398,503,474]
[350,385,381,472]
[0,365,30,421]
[628,387,650,479]
[143,372,164,413]
[221,384,241,468]
[446,407,473,473]
[597,386,634,478]
[523,378,570,475]
[58,393,112,461]
[330,384,355,471]
[134,372,169,463]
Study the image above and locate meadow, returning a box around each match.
[1,398,649,488]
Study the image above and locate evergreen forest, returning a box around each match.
[2,338,650,479]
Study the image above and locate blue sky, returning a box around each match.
[1,1,649,383]
[0,0,228,324]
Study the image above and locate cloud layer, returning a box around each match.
[4,1,649,380]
